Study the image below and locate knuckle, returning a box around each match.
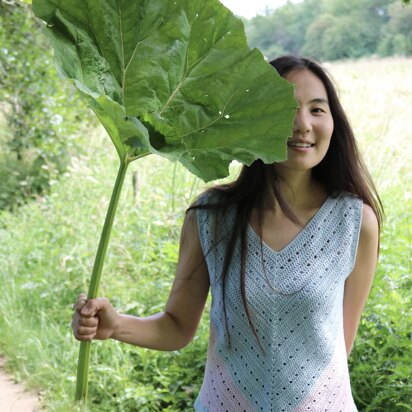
[80,318,94,327]
[76,295,88,305]
[76,335,90,341]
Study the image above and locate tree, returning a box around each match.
[378,2,412,55]
[246,0,323,59]
[0,0,89,209]
[245,14,287,59]
[322,10,383,60]
[301,14,337,60]
[244,0,403,61]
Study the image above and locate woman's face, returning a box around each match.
[277,69,334,173]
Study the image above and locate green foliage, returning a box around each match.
[245,0,323,59]
[245,15,288,59]
[0,0,90,210]
[377,3,412,56]
[33,0,296,183]
[0,58,411,411]
[0,141,210,411]
[321,12,381,60]
[245,0,412,61]
[330,57,412,410]
[349,185,412,411]
[301,14,336,60]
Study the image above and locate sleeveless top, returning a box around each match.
[194,192,363,412]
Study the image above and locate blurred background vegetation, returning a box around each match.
[244,0,412,61]
[0,0,411,411]
[0,0,92,211]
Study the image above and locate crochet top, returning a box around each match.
[194,192,363,412]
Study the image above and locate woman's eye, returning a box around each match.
[312,108,325,114]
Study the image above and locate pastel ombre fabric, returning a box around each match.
[194,193,362,412]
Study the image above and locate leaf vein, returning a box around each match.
[118,0,125,103]
[179,88,240,138]
[123,6,168,75]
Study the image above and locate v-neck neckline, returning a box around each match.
[247,195,334,255]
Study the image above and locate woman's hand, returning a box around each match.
[72,293,120,341]
[71,208,209,350]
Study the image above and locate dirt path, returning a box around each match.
[0,358,42,412]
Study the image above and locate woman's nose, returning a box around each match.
[293,109,311,134]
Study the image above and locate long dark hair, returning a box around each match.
[189,55,383,350]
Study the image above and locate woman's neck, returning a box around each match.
[266,166,328,211]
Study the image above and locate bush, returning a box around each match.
[0,137,209,411]
[0,0,91,210]
[349,185,412,411]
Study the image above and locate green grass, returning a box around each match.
[0,57,411,411]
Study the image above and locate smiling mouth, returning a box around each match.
[287,142,315,148]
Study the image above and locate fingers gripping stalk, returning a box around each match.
[72,294,118,341]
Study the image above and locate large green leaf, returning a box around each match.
[33,0,296,181]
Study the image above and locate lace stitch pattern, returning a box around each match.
[194,193,362,412]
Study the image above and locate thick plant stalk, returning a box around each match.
[75,159,129,402]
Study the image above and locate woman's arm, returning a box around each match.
[343,203,379,357]
[72,208,210,351]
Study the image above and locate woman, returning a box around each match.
[72,56,382,411]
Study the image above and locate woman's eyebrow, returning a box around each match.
[308,98,329,105]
